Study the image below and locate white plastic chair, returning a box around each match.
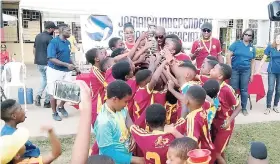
[2,62,27,112]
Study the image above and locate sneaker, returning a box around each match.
[43,102,51,108]
[273,106,279,113]
[52,112,62,121]
[264,108,271,115]
[34,95,41,106]
[57,107,68,117]
[242,109,249,116]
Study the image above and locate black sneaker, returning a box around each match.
[34,95,41,106]
[43,102,51,108]
[52,112,62,121]
[57,106,69,117]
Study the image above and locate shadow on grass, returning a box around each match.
[31,122,280,164]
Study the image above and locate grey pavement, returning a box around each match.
[1,64,280,137]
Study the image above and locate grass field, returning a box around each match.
[31,122,280,164]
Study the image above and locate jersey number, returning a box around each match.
[146,152,161,164]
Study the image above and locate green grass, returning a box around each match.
[30,122,280,164]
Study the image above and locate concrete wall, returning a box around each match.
[4,43,34,63]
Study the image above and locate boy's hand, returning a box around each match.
[167,80,175,90]
[164,124,176,134]
[221,120,230,130]
[148,55,156,63]
[41,125,54,133]
[139,32,148,41]
[144,41,153,50]
[75,80,91,112]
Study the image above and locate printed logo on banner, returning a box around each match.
[84,15,113,41]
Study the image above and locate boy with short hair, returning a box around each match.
[164,39,191,61]
[209,63,242,164]
[0,126,62,164]
[166,137,198,164]
[108,37,125,51]
[93,80,144,164]
[1,99,40,158]
[126,104,177,164]
[166,85,214,151]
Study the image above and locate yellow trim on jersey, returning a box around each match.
[134,101,141,118]
[130,125,168,136]
[185,108,203,142]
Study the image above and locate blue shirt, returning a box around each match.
[93,104,132,164]
[229,40,256,70]
[264,44,280,73]
[1,124,40,158]
[47,36,71,72]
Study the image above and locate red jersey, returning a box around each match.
[152,89,167,106]
[197,75,210,84]
[130,125,175,164]
[175,108,214,150]
[133,85,152,128]
[76,66,105,125]
[0,51,9,65]
[125,41,134,50]
[214,82,239,126]
[191,38,222,69]
[105,67,115,85]
[174,53,191,61]
[127,79,138,120]
[165,102,177,124]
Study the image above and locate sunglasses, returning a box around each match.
[202,29,211,33]
[155,35,164,39]
[244,34,252,37]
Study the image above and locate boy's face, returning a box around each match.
[115,39,125,49]
[164,40,176,55]
[175,67,195,82]
[12,104,26,123]
[200,61,211,75]
[210,64,223,80]
[99,49,108,60]
[112,95,132,111]
[167,147,187,164]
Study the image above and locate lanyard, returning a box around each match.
[200,38,212,55]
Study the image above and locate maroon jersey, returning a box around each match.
[127,79,138,121]
[130,125,175,164]
[175,108,214,150]
[152,89,167,106]
[133,85,152,126]
[105,67,115,84]
[165,102,178,124]
[197,75,210,84]
[174,53,191,61]
[213,81,239,128]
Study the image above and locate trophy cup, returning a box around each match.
[147,20,158,56]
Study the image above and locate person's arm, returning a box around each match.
[70,81,92,164]
[128,32,147,60]
[163,66,180,87]
[148,60,167,91]
[226,42,237,67]
[256,55,267,74]
[41,126,62,164]
[132,41,152,61]
[250,59,256,80]
[167,80,184,102]
[164,124,184,138]
[126,112,134,130]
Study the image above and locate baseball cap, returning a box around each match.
[0,127,29,164]
[44,21,57,29]
[201,22,212,31]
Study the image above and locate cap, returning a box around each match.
[250,142,267,160]
[201,22,212,31]
[0,127,29,164]
[44,21,57,29]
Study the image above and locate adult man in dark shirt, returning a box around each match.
[33,21,57,108]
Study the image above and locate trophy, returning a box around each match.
[147,20,158,56]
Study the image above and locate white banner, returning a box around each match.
[80,15,213,53]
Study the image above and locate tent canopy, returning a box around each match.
[19,0,272,20]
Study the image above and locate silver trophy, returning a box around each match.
[147,20,158,56]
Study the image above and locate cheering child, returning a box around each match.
[209,63,241,164]
[166,137,198,164]
[126,104,177,164]
[93,80,144,164]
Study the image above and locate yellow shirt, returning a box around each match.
[67,35,77,53]
[16,156,43,164]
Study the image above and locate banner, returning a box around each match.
[81,15,213,53]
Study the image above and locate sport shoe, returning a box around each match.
[273,106,279,113]
[242,109,248,116]
[43,102,51,108]
[52,112,62,121]
[34,95,41,106]
[264,108,271,115]
[57,107,68,117]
